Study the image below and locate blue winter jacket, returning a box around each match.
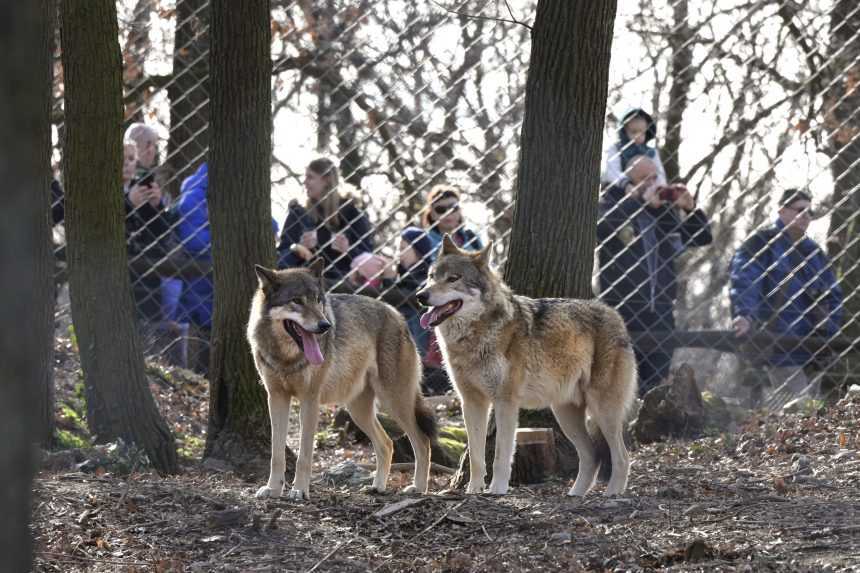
[597,184,712,312]
[173,163,277,328]
[729,220,843,366]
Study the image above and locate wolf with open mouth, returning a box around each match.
[248,260,436,500]
[416,235,637,497]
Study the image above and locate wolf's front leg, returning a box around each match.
[461,393,490,494]
[488,399,519,495]
[256,391,292,499]
[289,396,320,500]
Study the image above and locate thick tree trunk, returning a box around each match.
[826,0,860,341]
[60,0,177,474]
[205,0,276,467]
[504,0,617,299]
[166,0,210,199]
[0,2,52,569]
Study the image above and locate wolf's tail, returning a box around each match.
[414,395,438,440]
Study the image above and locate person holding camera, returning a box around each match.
[276,158,374,280]
[730,189,843,404]
[597,154,712,395]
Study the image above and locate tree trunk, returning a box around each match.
[205,0,276,468]
[504,0,617,299]
[662,0,693,184]
[0,1,52,569]
[166,0,209,199]
[60,0,177,474]
[826,0,860,341]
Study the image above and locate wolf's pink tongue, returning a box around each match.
[301,330,325,365]
[419,308,437,330]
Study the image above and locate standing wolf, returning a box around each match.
[417,236,636,497]
[248,261,436,500]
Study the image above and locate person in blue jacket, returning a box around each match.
[597,154,712,395]
[173,162,278,341]
[730,189,843,400]
[277,158,373,280]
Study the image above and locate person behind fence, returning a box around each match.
[730,189,843,403]
[601,108,668,189]
[421,184,482,252]
[276,158,374,281]
[124,122,160,175]
[122,142,174,339]
[597,154,712,395]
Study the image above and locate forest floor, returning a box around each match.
[32,336,860,572]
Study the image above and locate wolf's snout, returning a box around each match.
[316,320,332,333]
[416,290,430,306]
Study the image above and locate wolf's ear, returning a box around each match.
[308,258,325,278]
[441,233,459,255]
[254,264,277,288]
[475,241,493,267]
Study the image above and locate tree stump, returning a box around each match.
[632,363,705,444]
[511,428,556,484]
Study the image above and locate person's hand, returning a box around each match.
[300,230,318,250]
[640,183,664,209]
[733,316,752,337]
[143,182,163,208]
[382,261,397,280]
[290,243,314,261]
[127,183,148,208]
[332,233,350,253]
[673,185,695,212]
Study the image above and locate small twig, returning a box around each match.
[481,524,493,542]
[373,499,469,571]
[306,538,353,573]
[429,0,532,30]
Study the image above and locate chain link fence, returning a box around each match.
[51,0,860,406]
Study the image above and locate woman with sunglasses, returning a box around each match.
[420,184,482,254]
[277,158,374,280]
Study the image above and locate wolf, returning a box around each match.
[416,236,637,497]
[248,260,436,500]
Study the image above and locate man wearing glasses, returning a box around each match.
[730,189,843,406]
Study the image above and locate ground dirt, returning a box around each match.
[32,338,860,572]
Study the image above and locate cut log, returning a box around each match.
[511,428,556,485]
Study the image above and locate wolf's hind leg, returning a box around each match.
[347,384,393,493]
[461,393,491,494]
[256,390,292,499]
[589,403,629,496]
[551,402,598,497]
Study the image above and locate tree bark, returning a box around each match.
[504,0,617,299]
[662,0,693,184]
[60,0,177,474]
[205,0,276,466]
[0,1,52,569]
[166,0,210,199]
[826,0,860,341]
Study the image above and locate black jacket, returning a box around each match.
[597,184,712,310]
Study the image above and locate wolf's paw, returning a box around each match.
[465,481,485,495]
[566,487,588,498]
[401,484,426,495]
[360,484,388,495]
[288,487,310,501]
[254,485,282,499]
[487,480,509,496]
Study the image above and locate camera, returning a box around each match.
[657,184,683,202]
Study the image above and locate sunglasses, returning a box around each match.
[784,204,815,218]
[432,202,459,215]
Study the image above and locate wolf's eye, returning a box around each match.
[446,275,460,283]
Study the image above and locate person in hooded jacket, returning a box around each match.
[597,154,712,395]
[602,108,668,189]
[730,189,843,402]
